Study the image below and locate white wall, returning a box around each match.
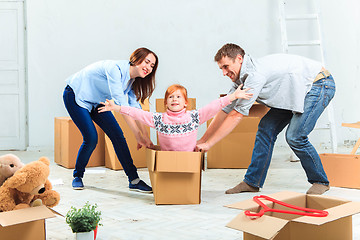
[25,0,360,150]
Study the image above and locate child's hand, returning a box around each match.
[98,99,120,113]
[234,84,253,100]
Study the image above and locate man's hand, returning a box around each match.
[196,138,206,145]
[195,142,211,152]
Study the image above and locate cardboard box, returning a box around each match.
[155,98,196,112]
[206,117,260,168]
[105,113,150,170]
[0,206,57,240]
[206,102,268,169]
[320,153,360,189]
[54,117,105,168]
[226,191,360,240]
[248,102,270,118]
[146,147,204,205]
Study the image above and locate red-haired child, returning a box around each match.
[99,84,252,151]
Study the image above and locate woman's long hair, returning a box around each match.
[130,47,158,104]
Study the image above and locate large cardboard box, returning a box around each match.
[320,153,360,189]
[54,117,105,168]
[105,99,150,170]
[226,191,360,240]
[146,148,204,205]
[155,98,196,112]
[0,206,57,240]
[206,102,268,169]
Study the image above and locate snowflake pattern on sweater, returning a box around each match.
[153,110,200,135]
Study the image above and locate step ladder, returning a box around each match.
[278,0,338,159]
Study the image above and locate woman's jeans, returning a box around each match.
[63,85,139,181]
[244,76,336,188]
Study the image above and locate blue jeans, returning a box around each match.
[63,85,139,181]
[244,76,336,188]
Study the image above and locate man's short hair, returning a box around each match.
[214,43,245,62]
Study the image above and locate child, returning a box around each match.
[98,84,252,152]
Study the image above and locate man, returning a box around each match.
[196,43,335,195]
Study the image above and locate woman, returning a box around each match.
[63,47,158,193]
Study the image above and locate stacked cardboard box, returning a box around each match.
[206,102,269,168]
[54,117,105,168]
[146,147,204,205]
[320,121,360,189]
[226,191,360,240]
[0,206,58,240]
[105,99,150,170]
[321,153,360,189]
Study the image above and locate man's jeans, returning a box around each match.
[63,85,139,181]
[244,76,336,188]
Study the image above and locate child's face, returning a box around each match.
[166,89,187,112]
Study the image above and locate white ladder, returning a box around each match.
[278,0,337,157]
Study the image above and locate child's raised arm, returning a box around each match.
[228,84,253,102]
[98,99,156,129]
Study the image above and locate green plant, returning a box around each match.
[65,202,102,233]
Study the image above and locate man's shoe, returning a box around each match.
[129,180,152,193]
[306,183,329,195]
[72,177,84,190]
[225,181,259,194]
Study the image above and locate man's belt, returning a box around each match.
[314,70,331,83]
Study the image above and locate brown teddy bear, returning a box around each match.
[0,156,60,212]
[0,154,24,186]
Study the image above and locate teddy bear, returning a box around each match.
[0,156,60,212]
[0,154,24,186]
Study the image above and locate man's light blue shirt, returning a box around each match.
[223,54,323,115]
[66,60,141,112]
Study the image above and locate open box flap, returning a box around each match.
[225,191,304,210]
[146,148,157,172]
[201,153,205,171]
[307,193,350,203]
[49,208,65,217]
[293,201,360,225]
[0,206,56,227]
[227,212,288,239]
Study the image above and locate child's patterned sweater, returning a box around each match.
[119,95,231,151]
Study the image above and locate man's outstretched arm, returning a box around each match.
[196,109,243,152]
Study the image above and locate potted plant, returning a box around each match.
[66,201,102,240]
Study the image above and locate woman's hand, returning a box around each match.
[135,134,147,150]
[229,84,253,101]
[98,99,121,113]
[144,137,155,150]
[135,134,155,150]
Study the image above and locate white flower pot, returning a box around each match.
[75,231,94,240]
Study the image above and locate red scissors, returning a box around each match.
[244,195,329,219]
